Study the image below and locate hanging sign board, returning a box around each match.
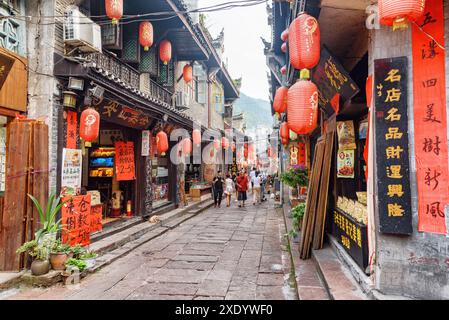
[412,0,448,235]
[115,141,136,181]
[61,195,92,246]
[374,57,412,235]
[66,111,77,149]
[61,148,82,196]
[142,130,150,156]
[93,99,152,130]
[312,46,360,117]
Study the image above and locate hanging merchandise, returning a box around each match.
[287,70,318,135]
[281,29,289,42]
[289,12,321,71]
[183,64,193,83]
[336,120,357,150]
[139,21,154,51]
[273,86,288,115]
[156,131,169,156]
[80,108,100,142]
[281,66,287,75]
[281,42,287,53]
[105,0,123,25]
[280,122,289,140]
[159,40,172,65]
[182,138,192,156]
[379,0,426,30]
[192,129,201,146]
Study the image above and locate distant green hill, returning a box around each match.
[233,93,272,131]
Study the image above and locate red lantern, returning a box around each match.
[379,0,425,30]
[192,129,201,146]
[156,131,169,156]
[222,137,230,149]
[281,42,287,53]
[214,139,221,150]
[282,137,289,146]
[289,13,320,71]
[244,148,249,159]
[273,86,288,114]
[267,147,273,158]
[139,21,154,51]
[281,66,287,75]
[280,122,289,140]
[80,108,100,142]
[281,29,289,42]
[182,138,192,156]
[159,40,172,65]
[105,0,123,25]
[287,73,319,135]
[183,64,193,83]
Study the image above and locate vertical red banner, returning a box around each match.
[115,141,136,181]
[61,195,91,246]
[66,111,77,149]
[412,0,448,234]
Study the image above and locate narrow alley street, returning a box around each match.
[4,199,298,300]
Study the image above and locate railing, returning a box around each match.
[85,50,173,106]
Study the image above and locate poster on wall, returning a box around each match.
[61,195,91,246]
[115,141,136,181]
[374,56,413,235]
[61,148,82,196]
[412,0,448,235]
[337,150,355,179]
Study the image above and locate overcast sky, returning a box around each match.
[198,0,271,101]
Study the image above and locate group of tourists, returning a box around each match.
[211,167,273,208]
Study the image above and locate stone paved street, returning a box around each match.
[4,198,298,300]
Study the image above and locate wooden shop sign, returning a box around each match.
[374,56,412,235]
[93,99,151,130]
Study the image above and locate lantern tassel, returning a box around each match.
[144,46,149,51]
[392,17,409,31]
[112,18,118,25]
[300,69,310,80]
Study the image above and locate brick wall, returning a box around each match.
[369,1,449,299]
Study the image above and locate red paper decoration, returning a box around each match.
[156,131,169,156]
[105,0,123,25]
[139,21,153,51]
[287,75,319,135]
[80,108,100,142]
[379,0,426,30]
[273,86,288,114]
[159,40,172,65]
[192,129,201,146]
[289,13,320,71]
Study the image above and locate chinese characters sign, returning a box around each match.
[61,148,82,196]
[374,57,412,235]
[93,99,152,130]
[66,111,77,149]
[141,130,150,156]
[412,0,448,235]
[312,46,360,117]
[89,205,103,233]
[62,195,92,246]
[115,141,136,181]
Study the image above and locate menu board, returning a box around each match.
[61,148,82,196]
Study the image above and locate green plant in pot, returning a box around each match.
[289,203,306,243]
[69,244,86,259]
[16,240,50,276]
[80,251,98,270]
[49,240,71,271]
[65,258,87,272]
[280,166,308,197]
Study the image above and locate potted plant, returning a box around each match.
[65,258,87,272]
[16,240,50,276]
[69,244,85,259]
[50,240,71,270]
[280,166,308,203]
[80,251,98,269]
[288,203,306,244]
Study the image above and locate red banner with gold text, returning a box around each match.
[66,111,77,149]
[412,0,448,234]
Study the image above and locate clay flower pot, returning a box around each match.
[31,260,50,276]
[50,252,68,270]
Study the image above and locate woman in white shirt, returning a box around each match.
[224,173,235,207]
[252,172,262,205]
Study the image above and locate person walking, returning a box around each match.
[252,171,262,205]
[249,167,256,194]
[224,173,235,207]
[212,171,224,208]
[236,170,249,208]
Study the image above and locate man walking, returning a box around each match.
[236,170,249,208]
[252,171,262,205]
[249,167,256,194]
[212,171,224,208]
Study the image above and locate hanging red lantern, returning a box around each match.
[159,40,172,65]
[289,13,320,71]
[267,147,273,158]
[281,66,287,75]
[281,42,287,53]
[105,0,123,25]
[244,148,249,159]
[221,137,230,149]
[280,122,289,140]
[156,131,169,156]
[287,71,319,135]
[192,129,201,146]
[182,138,192,156]
[183,64,193,83]
[379,0,426,30]
[273,86,288,114]
[281,29,289,42]
[282,137,289,146]
[80,108,100,142]
[139,21,154,51]
[214,138,221,150]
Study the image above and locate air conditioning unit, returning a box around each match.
[64,6,102,53]
[175,91,188,109]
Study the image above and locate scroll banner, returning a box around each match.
[115,141,136,181]
[374,57,413,235]
[61,195,92,246]
[364,75,374,181]
[66,111,77,149]
[412,0,448,235]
